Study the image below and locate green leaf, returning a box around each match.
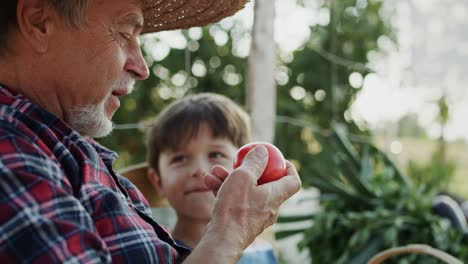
[275,228,307,240]
[369,144,412,187]
[348,237,382,264]
[360,144,373,182]
[277,213,317,223]
[308,177,365,203]
[328,129,375,198]
[331,127,361,172]
[335,152,374,198]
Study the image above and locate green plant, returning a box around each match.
[406,94,456,194]
[406,150,456,194]
[276,127,468,263]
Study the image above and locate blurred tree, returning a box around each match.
[437,93,449,161]
[406,94,456,193]
[396,113,427,138]
[275,0,394,186]
[97,0,395,173]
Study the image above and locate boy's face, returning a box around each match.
[149,123,238,221]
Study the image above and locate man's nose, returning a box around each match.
[125,39,150,80]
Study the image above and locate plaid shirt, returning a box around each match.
[0,85,190,263]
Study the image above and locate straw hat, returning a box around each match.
[118,162,169,208]
[142,0,249,33]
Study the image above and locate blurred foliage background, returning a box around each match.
[97,0,468,262]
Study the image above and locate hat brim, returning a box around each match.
[118,162,169,208]
[142,0,249,34]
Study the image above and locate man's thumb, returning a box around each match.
[239,145,269,181]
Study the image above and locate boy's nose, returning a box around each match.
[191,167,208,178]
[191,159,210,178]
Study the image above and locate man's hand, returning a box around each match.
[185,145,301,263]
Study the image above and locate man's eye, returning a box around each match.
[119,32,132,41]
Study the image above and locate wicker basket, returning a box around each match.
[368,244,464,264]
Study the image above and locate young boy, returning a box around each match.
[146,93,278,264]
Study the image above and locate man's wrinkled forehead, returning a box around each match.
[119,12,144,29]
[93,0,143,32]
[94,0,144,25]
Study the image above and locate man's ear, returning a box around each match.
[16,0,56,53]
[147,168,167,199]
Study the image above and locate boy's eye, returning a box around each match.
[171,155,187,164]
[209,152,226,160]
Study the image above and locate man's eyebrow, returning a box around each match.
[120,13,144,28]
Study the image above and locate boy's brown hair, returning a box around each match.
[146,93,251,172]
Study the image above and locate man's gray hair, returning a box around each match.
[49,0,92,27]
[0,0,91,57]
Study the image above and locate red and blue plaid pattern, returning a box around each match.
[0,85,190,263]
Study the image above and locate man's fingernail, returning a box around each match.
[253,145,268,158]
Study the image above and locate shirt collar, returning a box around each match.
[0,84,119,164]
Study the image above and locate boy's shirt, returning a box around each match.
[174,237,278,264]
[0,85,190,263]
[238,238,279,264]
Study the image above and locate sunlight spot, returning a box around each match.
[390,141,403,155]
[349,72,364,88]
[192,60,207,78]
[315,90,327,102]
[188,27,203,40]
[290,86,306,101]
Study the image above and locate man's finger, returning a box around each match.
[238,145,268,181]
[203,165,229,195]
[211,165,229,181]
[203,174,223,191]
[265,160,302,203]
[283,160,302,196]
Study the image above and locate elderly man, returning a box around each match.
[0,0,301,263]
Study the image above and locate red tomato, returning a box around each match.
[233,142,287,184]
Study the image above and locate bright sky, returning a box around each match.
[351,0,468,141]
[274,0,468,142]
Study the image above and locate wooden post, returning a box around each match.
[246,0,276,142]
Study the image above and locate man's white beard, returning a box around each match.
[66,94,113,138]
[66,79,135,138]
